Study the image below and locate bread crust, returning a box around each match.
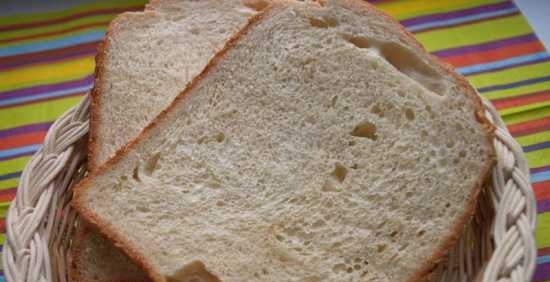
[75,6,275,282]
[77,1,495,282]
[339,1,495,281]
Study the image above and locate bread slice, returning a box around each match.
[70,1,263,281]
[75,1,494,281]
[69,223,151,282]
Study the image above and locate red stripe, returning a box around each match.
[0,6,143,32]
[442,41,546,68]
[0,41,98,66]
[0,21,110,44]
[507,117,550,137]
[540,247,550,257]
[0,132,46,151]
[0,189,16,202]
[534,180,550,201]
[0,218,5,233]
[491,90,550,110]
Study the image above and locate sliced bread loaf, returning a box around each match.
[70,1,262,281]
[75,1,494,282]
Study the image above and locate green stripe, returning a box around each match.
[377,0,503,21]
[0,178,18,190]
[0,0,146,27]
[499,101,550,116]
[502,106,550,125]
[415,15,532,52]
[525,147,550,168]
[482,81,550,100]
[468,62,550,89]
[0,14,115,42]
[0,96,83,130]
[516,131,550,147]
[536,212,550,248]
[0,156,31,177]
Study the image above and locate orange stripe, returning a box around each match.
[0,131,46,150]
[507,117,550,136]
[492,90,550,110]
[442,41,546,68]
[0,21,110,44]
[534,180,550,201]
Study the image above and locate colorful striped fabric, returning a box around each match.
[0,0,548,281]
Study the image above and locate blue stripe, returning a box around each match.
[523,141,550,153]
[0,31,105,57]
[0,144,41,160]
[477,75,550,93]
[531,170,550,183]
[0,84,92,107]
[458,52,550,76]
[0,172,21,181]
[408,7,518,32]
[538,255,550,264]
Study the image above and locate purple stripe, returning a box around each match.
[538,199,550,213]
[534,262,550,282]
[524,141,550,153]
[432,33,538,58]
[0,48,96,71]
[531,165,550,174]
[0,122,51,138]
[401,1,515,27]
[0,75,93,102]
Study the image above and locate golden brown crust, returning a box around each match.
[340,1,495,281]
[74,6,276,282]
[78,1,495,282]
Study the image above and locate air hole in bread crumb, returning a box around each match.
[241,0,269,11]
[371,104,384,117]
[377,244,387,253]
[215,132,225,143]
[348,140,356,146]
[137,206,149,213]
[445,202,451,208]
[459,150,467,158]
[405,108,415,120]
[417,230,425,237]
[341,34,370,49]
[351,121,378,140]
[331,95,338,107]
[309,15,338,28]
[446,140,455,148]
[390,230,398,237]
[331,163,348,183]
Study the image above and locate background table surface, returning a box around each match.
[0,0,549,281]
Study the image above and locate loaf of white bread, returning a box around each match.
[74,0,494,282]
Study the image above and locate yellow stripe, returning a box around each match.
[0,56,94,93]
[0,156,31,177]
[525,147,550,168]
[516,131,550,147]
[0,96,83,130]
[0,178,19,190]
[468,61,550,89]
[502,106,550,125]
[376,0,503,20]
[498,101,550,116]
[415,15,531,52]
[0,207,7,218]
[482,80,550,100]
[536,212,550,248]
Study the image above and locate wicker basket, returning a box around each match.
[2,93,537,282]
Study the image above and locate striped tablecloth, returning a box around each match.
[0,0,548,281]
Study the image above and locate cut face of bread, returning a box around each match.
[90,0,264,168]
[76,1,493,282]
[73,1,261,281]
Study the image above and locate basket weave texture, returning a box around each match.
[1,94,537,282]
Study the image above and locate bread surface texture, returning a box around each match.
[73,0,260,281]
[76,1,493,282]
